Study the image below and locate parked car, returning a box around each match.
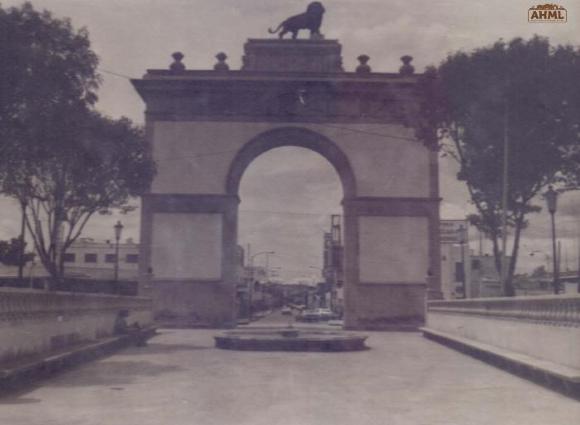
[281,306,292,315]
[297,310,320,322]
[297,308,336,322]
[316,308,335,320]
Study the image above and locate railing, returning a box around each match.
[427,294,580,328]
[0,277,138,296]
[0,288,151,323]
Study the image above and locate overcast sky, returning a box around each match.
[1,0,579,279]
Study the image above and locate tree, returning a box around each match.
[0,238,34,266]
[418,36,580,295]
[0,3,155,285]
[0,111,155,284]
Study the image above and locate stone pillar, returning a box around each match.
[343,196,439,329]
[139,194,239,327]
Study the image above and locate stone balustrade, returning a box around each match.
[425,294,580,371]
[428,294,580,327]
[0,288,153,365]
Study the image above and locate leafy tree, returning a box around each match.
[0,3,155,285]
[0,238,34,266]
[418,36,580,295]
[0,111,155,284]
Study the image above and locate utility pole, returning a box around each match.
[577,221,580,293]
[556,239,561,293]
[500,99,512,296]
[459,225,467,298]
[18,201,27,281]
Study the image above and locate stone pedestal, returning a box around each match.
[242,39,343,72]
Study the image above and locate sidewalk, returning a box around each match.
[0,328,156,395]
[1,329,579,425]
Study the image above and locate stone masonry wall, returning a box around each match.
[426,295,580,370]
[0,288,153,365]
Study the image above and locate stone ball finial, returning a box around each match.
[356,54,371,74]
[214,52,229,71]
[170,52,186,72]
[399,55,415,76]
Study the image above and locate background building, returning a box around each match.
[62,238,139,280]
[322,214,344,313]
[469,254,503,297]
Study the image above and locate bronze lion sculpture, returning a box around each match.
[268,2,325,39]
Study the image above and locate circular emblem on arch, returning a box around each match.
[226,127,356,199]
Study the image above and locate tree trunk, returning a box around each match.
[505,213,526,297]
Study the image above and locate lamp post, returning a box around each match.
[458,224,467,299]
[113,221,124,285]
[544,186,559,294]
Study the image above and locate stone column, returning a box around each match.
[343,196,440,329]
[139,194,239,327]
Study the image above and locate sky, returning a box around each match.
[0,0,579,279]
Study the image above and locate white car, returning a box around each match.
[315,308,334,320]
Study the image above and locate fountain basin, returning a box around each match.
[214,328,368,352]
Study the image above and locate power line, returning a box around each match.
[98,68,134,80]
[239,209,339,217]
[310,122,416,142]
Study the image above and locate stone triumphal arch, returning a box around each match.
[132,38,442,329]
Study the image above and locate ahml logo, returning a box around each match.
[528,4,567,22]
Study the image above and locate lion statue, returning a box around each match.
[268,2,325,39]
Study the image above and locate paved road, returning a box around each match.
[1,320,579,425]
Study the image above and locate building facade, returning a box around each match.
[62,238,140,280]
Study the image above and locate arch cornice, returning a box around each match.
[225,126,356,199]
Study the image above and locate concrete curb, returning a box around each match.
[0,328,157,395]
[421,327,580,399]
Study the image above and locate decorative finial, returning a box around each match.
[399,55,414,76]
[169,52,185,72]
[214,52,229,71]
[356,54,371,74]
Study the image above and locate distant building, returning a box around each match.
[440,244,471,299]
[440,220,471,299]
[470,254,503,298]
[62,237,139,280]
[321,215,344,312]
[440,220,507,299]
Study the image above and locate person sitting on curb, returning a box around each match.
[114,309,147,347]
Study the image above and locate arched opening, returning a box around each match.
[226,127,356,199]
[228,128,353,323]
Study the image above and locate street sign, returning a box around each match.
[440,220,468,244]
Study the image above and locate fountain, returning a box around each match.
[214,311,368,352]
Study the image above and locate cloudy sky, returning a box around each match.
[1,0,579,279]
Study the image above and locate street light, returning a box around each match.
[113,220,124,285]
[544,186,559,294]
